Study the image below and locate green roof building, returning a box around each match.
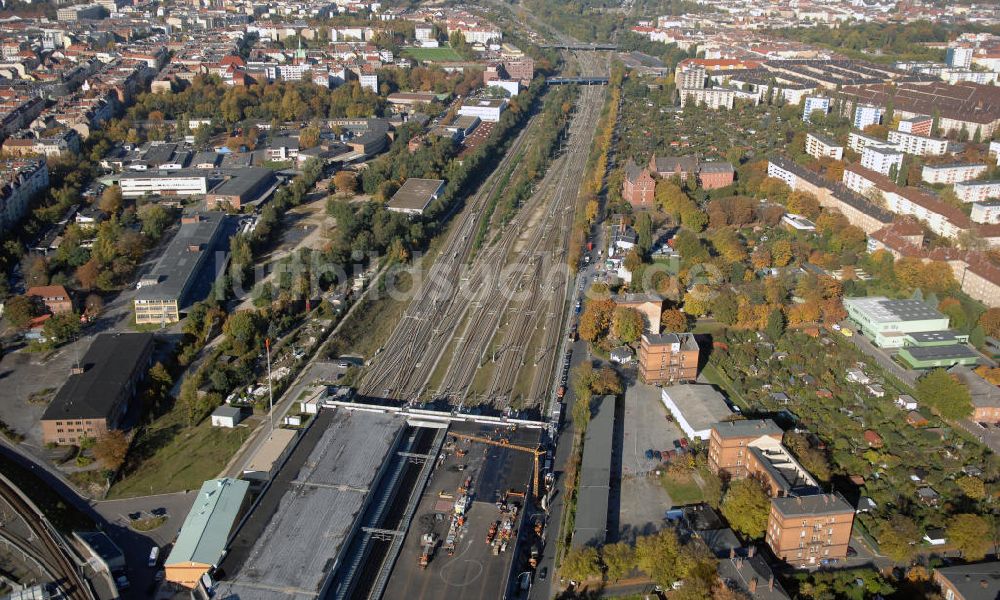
[844,297,951,348]
[165,478,250,588]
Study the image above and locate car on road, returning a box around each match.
[116,576,130,590]
[538,567,548,581]
[148,546,159,567]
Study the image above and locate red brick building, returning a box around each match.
[26,285,73,315]
[623,161,656,209]
[637,332,699,385]
[765,494,855,567]
[648,155,734,190]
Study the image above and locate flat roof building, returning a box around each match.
[844,296,951,348]
[573,396,614,547]
[241,427,298,482]
[766,493,854,567]
[933,561,1000,600]
[165,478,251,588]
[134,213,227,325]
[638,332,699,385]
[661,384,734,440]
[386,178,446,215]
[205,167,278,210]
[40,333,154,445]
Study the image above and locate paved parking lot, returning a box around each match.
[615,381,682,543]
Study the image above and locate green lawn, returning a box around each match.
[403,46,465,62]
[660,472,704,507]
[108,411,248,499]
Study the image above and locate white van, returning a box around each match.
[148,546,159,567]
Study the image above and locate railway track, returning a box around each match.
[361,50,609,412]
[0,474,94,600]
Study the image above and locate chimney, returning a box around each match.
[769,575,775,591]
[749,578,757,593]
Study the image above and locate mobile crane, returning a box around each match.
[449,432,547,500]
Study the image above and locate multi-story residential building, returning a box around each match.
[359,71,378,94]
[637,332,700,385]
[134,213,226,325]
[679,87,735,110]
[622,160,656,209]
[2,130,81,158]
[921,163,988,185]
[972,200,1000,224]
[805,132,843,160]
[707,419,783,480]
[861,144,904,176]
[853,103,884,130]
[955,180,1000,204]
[886,130,949,156]
[40,333,154,445]
[933,562,1000,600]
[848,131,887,153]
[676,63,706,90]
[990,140,1000,165]
[802,96,830,122]
[765,494,855,567]
[837,82,1000,138]
[649,156,734,189]
[0,159,49,233]
[946,46,974,69]
[56,3,105,21]
[26,285,73,315]
[898,115,933,136]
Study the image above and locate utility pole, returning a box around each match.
[266,338,274,440]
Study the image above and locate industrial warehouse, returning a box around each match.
[203,403,545,600]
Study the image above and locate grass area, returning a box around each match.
[0,452,93,532]
[131,514,167,531]
[326,269,413,360]
[660,472,704,507]
[691,319,725,336]
[403,45,464,62]
[701,362,747,408]
[108,412,247,499]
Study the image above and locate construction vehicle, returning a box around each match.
[418,533,437,569]
[449,433,547,500]
[486,521,498,545]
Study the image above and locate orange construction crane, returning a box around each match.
[450,432,546,500]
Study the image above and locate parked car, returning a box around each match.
[673,439,682,450]
[679,438,689,449]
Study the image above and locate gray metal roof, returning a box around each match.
[904,345,978,360]
[844,297,946,323]
[662,385,733,434]
[573,395,614,548]
[934,562,1000,600]
[136,212,225,303]
[387,178,445,213]
[770,493,852,518]
[166,478,249,567]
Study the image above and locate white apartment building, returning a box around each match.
[955,180,1000,203]
[972,200,1000,224]
[991,140,1000,166]
[853,104,884,130]
[680,87,735,110]
[0,160,49,232]
[946,46,973,69]
[848,132,886,153]
[118,172,209,197]
[861,145,904,176]
[802,96,830,122]
[921,163,988,185]
[805,132,843,160]
[766,160,797,189]
[676,64,706,90]
[359,73,378,93]
[886,130,949,157]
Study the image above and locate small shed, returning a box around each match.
[863,430,884,448]
[923,527,946,545]
[610,346,633,364]
[211,405,244,428]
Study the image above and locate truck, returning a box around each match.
[529,545,540,569]
[418,533,437,569]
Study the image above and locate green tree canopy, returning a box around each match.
[720,478,770,539]
[915,369,972,420]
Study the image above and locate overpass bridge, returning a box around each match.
[546,77,609,85]
[539,43,618,50]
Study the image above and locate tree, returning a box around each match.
[771,239,793,267]
[949,514,991,561]
[139,203,171,238]
[334,171,358,195]
[99,185,124,214]
[4,295,37,328]
[915,368,972,420]
[223,310,262,355]
[956,476,986,500]
[877,514,919,563]
[720,478,770,539]
[602,541,635,582]
[612,306,644,344]
[579,298,615,342]
[765,308,785,340]
[635,529,684,587]
[84,294,104,317]
[979,308,1000,338]
[660,308,689,332]
[43,312,82,345]
[75,258,100,290]
[561,546,601,581]
[93,430,129,470]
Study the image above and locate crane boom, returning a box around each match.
[449,432,545,499]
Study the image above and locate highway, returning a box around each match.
[361,50,609,414]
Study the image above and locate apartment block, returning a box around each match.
[887,130,949,156]
[972,200,1000,224]
[946,47,974,69]
[676,64,707,90]
[0,159,49,233]
[954,180,1000,203]
[921,163,988,185]
[802,97,830,123]
[765,494,855,567]
[637,333,699,385]
[707,419,783,480]
[861,144,904,176]
[848,132,886,153]
[679,87,735,110]
[805,132,843,160]
[898,115,933,136]
[853,104,884,130]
